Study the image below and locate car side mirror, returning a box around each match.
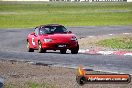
[31,32,35,35]
[68,31,72,34]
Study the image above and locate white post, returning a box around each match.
[89,0,92,2]
[127,0,132,2]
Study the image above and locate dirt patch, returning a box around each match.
[78,33,132,51]
[0,59,132,88]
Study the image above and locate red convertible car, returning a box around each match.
[27,24,79,54]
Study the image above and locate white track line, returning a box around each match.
[88,36,95,38]
[124,53,132,56]
[123,33,130,35]
[97,51,114,55]
[108,34,113,35]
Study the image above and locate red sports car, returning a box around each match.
[27,24,79,54]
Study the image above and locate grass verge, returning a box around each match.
[5,81,55,88]
[0,2,132,28]
[97,35,132,49]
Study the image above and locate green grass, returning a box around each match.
[97,36,132,49]
[5,81,55,88]
[26,82,55,88]
[0,2,132,28]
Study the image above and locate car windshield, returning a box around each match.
[40,26,67,34]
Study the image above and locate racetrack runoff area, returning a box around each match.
[0,1,132,88]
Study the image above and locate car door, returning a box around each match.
[31,28,39,49]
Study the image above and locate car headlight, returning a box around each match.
[71,37,77,41]
[44,38,52,43]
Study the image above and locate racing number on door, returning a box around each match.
[32,38,35,45]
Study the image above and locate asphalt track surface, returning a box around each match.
[0,26,132,74]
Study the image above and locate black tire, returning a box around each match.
[27,41,34,52]
[76,76,86,86]
[38,41,46,53]
[60,49,67,54]
[71,44,79,54]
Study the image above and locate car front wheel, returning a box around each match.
[27,41,34,52]
[71,45,79,54]
[60,49,67,54]
[38,41,46,53]
[71,49,78,54]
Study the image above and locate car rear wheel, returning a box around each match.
[27,41,34,52]
[60,49,67,54]
[38,41,46,53]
